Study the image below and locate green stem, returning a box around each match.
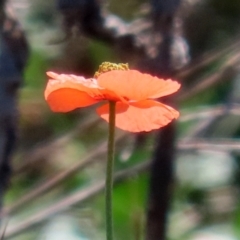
[106,101,116,240]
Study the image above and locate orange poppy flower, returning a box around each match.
[44,69,180,132]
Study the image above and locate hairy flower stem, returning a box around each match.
[106,101,116,240]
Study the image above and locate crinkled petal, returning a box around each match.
[97,70,180,101]
[46,71,104,98]
[96,100,179,132]
[46,71,121,102]
[45,72,104,112]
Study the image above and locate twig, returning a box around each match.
[178,138,240,152]
[0,221,8,240]
[2,132,127,217]
[176,34,240,79]
[13,117,100,175]
[8,103,240,217]
[177,51,240,101]
[8,102,240,216]
[4,161,150,239]
[179,104,240,138]
[13,47,240,177]
[179,104,240,122]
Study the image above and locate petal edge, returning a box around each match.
[96,100,179,132]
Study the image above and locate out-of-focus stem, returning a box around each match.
[106,101,116,240]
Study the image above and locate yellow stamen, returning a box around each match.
[94,62,129,78]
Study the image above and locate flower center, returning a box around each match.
[94,62,129,78]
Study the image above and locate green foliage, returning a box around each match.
[108,0,146,20]
[88,40,117,69]
[233,203,240,239]
[92,173,148,240]
[24,51,49,89]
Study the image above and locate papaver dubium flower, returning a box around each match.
[44,68,180,132]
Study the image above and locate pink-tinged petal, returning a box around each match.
[96,100,179,132]
[97,70,180,101]
[46,71,104,98]
[45,72,105,112]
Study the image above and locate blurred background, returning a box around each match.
[1,0,240,239]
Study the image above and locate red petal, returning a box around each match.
[97,70,180,101]
[96,100,179,132]
[46,72,103,98]
[45,72,102,112]
[46,88,99,112]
